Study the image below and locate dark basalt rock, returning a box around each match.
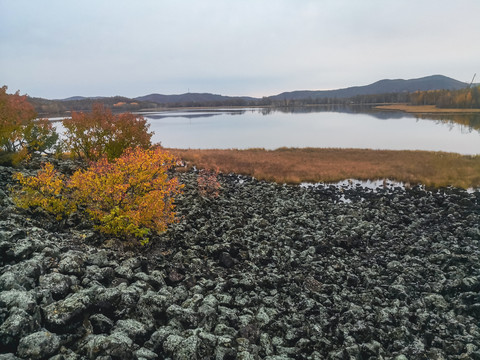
[79,332,136,359]
[218,251,235,268]
[167,268,185,284]
[39,272,73,300]
[0,308,39,351]
[17,330,61,360]
[89,313,114,334]
[0,163,479,359]
[42,291,92,331]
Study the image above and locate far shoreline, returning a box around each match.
[374,104,480,114]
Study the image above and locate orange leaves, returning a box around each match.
[12,147,183,243]
[70,147,183,240]
[62,103,153,161]
[2,91,153,164]
[197,168,221,198]
[0,86,36,129]
[1,86,59,164]
[410,86,480,109]
[0,85,38,154]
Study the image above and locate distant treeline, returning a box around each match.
[155,98,255,108]
[267,92,411,107]
[270,86,480,109]
[28,96,160,116]
[28,86,480,116]
[28,96,259,116]
[409,87,480,108]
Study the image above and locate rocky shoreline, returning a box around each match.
[0,162,479,359]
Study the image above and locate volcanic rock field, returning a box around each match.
[0,160,479,359]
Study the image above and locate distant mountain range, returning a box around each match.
[30,75,472,115]
[268,75,469,101]
[56,75,469,104]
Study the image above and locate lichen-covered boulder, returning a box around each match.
[17,330,61,360]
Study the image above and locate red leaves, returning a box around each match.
[197,168,221,198]
[0,85,40,155]
[62,103,153,161]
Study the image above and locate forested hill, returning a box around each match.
[135,93,256,105]
[27,75,471,115]
[268,75,468,101]
[29,93,257,115]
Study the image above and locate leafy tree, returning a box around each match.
[471,86,480,108]
[62,103,153,161]
[409,87,480,109]
[0,86,59,163]
[0,85,37,152]
[20,118,59,155]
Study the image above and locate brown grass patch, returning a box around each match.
[375,104,480,114]
[169,148,480,189]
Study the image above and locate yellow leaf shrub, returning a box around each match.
[69,147,183,240]
[12,147,183,243]
[13,163,75,220]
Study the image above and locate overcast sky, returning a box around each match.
[1,0,479,99]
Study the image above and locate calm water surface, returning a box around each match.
[139,108,480,155]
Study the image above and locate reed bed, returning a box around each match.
[375,104,480,113]
[169,148,480,189]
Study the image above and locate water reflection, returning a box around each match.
[142,109,247,120]
[413,113,480,134]
[259,104,376,115]
[51,107,479,154]
[256,106,480,133]
[140,106,479,154]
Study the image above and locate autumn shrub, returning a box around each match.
[0,85,59,164]
[0,86,36,153]
[21,118,59,155]
[13,163,75,220]
[197,168,221,198]
[69,147,183,240]
[12,147,183,243]
[62,103,153,161]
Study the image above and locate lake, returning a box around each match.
[139,107,480,155]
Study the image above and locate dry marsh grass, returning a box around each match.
[375,104,480,114]
[169,148,480,189]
